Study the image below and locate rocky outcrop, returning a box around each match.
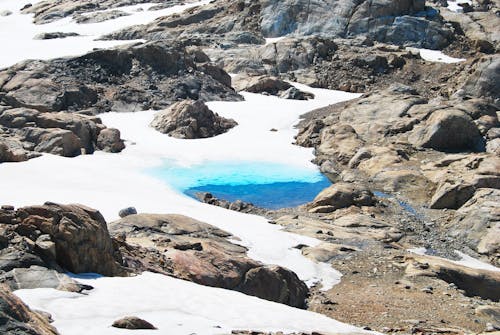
[109,214,309,307]
[233,75,314,100]
[458,55,500,107]
[33,32,80,40]
[0,203,125,277]
[73,10,130,24]
[0,41,241,115]
[105,0,454,49]
[0,107,125,160]
[0,284,59,335]
[150,100,237,139]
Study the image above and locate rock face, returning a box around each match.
[109,214,309,307]
[105,0,453,49]
[0,41,240,115]
[150,100,237,139]
[0,107,125,161]
[0,203,125,278]
[0,284,59,335]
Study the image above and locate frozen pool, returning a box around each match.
[150,161,331,209]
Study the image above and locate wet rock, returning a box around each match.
[112,316,157,330]
[150,100,237,139]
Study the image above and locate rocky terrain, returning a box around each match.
[0,0,499,334]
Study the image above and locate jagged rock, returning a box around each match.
[0,284,59,335]
[409,109,484,152]
[0,41,241,114]
[14,202,125,276]
[308,182,376,213]
[109,214,309,307]
[112,316,157,330]
[150,100,237,139]
[33,32,80,40]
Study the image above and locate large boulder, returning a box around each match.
[150,100,237,139]
[459,55,500,107]
[409,109,484,152]
[14,203,125,276]
[308,182,376,213]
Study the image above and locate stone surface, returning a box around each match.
[308,183,376,213]
[0,284,59,335]
[150,100,237,139]
[112,316,157,330]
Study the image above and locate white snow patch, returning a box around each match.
[447,0,472,12]
[0,0,211,68]
[453,251,500,272]
[15,272,371,335]
[416,48,466,63]
[265,36,286,45]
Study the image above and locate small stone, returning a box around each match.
[1,205,14,210]
[112,316,157,330]
[119,207,137,218]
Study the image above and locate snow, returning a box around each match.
[14,272,369,335]
[416,48,466,63]
[447,0,472,12]
[0,0,211,68]
[265,36,286,45]
[408,248,500,272]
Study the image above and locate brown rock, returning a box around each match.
[112,316,157,330]
[308,182,376,213]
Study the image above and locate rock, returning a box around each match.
[150,100,237,139]
[308,182,376,213]
[33,32,80,40]
[405,254,500,301]
[460,55,500,107]
[429,181,476,209]
[0,41,241,114]
[118,207,137,218]
[96,128,125,153]
[73,10,130,24]
[0,108,125,160]
[239,265,309,308]
[448,188,500,263]
[16,202,125,276]
[0,10,12,16]
[112,316,157,330]
[109,214,309,307]
[476,306,500,328]
[234,76,292,94]
[279,87,314,100]
[0,284,59,335]
[409,109,484,152]
[0,266,85,292]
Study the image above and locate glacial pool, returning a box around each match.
[150,161,332,209]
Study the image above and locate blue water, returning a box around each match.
[150,161,332,209]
